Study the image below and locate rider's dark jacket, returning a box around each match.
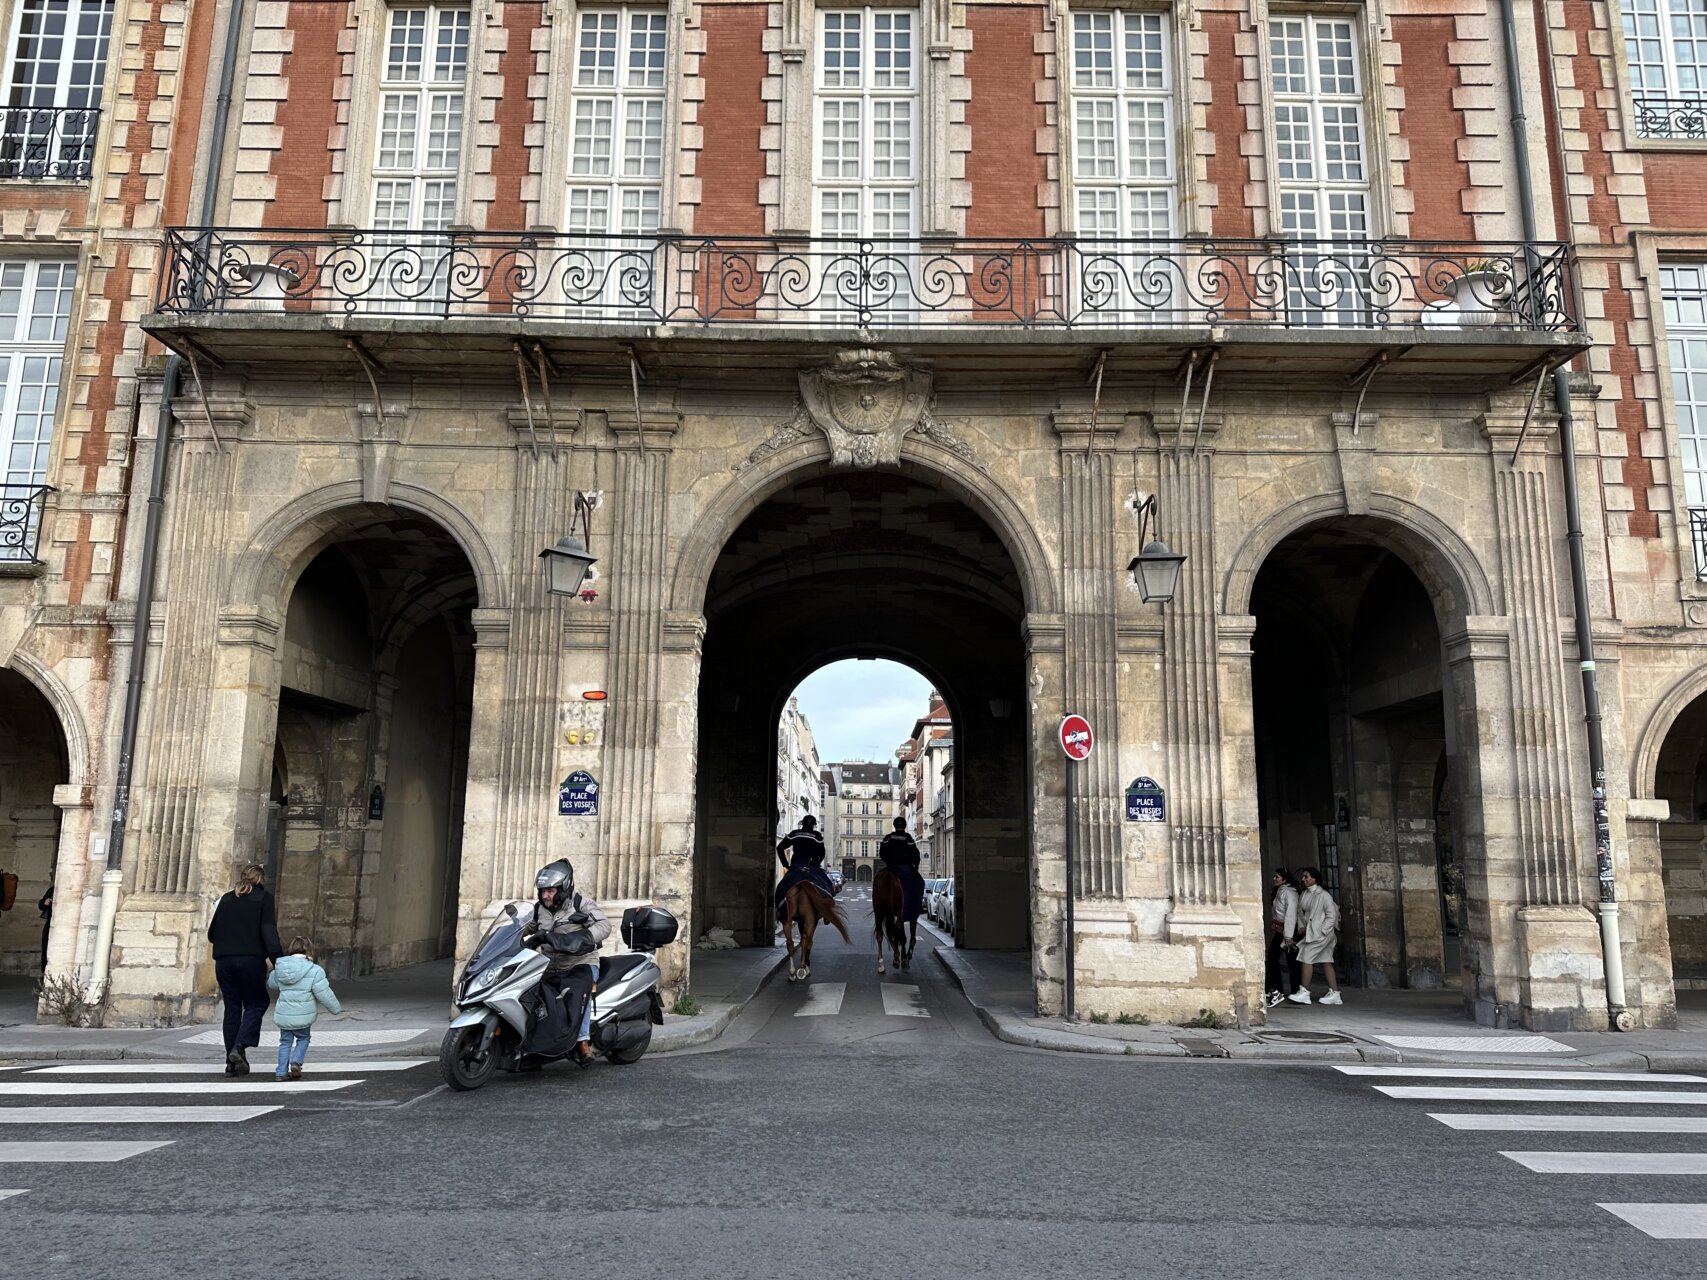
[878,830,921,869]
[776,827,828,870]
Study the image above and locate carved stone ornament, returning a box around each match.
[798,348,933,468]
[734,401,813,474]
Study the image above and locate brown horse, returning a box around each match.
[871,867,916,974]
[781,880,851,981]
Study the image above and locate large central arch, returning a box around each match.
[689,460,1040,956]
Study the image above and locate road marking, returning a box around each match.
[1503,1152,1707,1175]
[0,1141,171,1163]
[179,1027,431,1046]
[795,983,845,1017]
[880,984,929,1018]
[1598,1203,1707,1239]
[0,1191,25,1201]
[26,1061,428,1076]
[1372,1085,1707,1105]
[0,1080,354,1097]
[1370,1034,1571,1053]
[0,1106,280,1124]
[1336,1065,1706,1084]
[1430,1113,1707,1134]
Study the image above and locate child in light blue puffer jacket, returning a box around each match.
[266,936,342,1080]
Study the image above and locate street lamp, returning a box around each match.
[1126,494,1186,604]
[540,491,599,598]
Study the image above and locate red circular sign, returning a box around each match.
[1059,714,1093,761]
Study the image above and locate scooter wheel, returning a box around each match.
[605,1024,652,1065]
[439,1024,496,1091]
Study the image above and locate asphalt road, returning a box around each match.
[3,895,1703,1279]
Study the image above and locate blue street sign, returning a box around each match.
[559,770,599,817]
[1125,776,1165,823]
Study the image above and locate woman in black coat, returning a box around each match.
[207,863,282,1074]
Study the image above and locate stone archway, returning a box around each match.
[0,667,69,974]
[1652,689,1707,991]
[689,465,1035,962]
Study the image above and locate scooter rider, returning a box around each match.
[520,859,611,1064]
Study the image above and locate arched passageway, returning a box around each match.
[266,511,475,977]
[0,668,67,972]
[692,468,1031,954]
[1654,691,1707,989]
[1250,519,1475,993]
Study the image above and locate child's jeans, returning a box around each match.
[276,1027,310,1078]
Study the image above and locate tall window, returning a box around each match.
[1,0,113,180]
[0,260,74,498]
[566,8,667,237]
[1269,15,1367,242]
[371,5,469,232]
[814,9,916,237]
[1624,0,1707,137]
[1069,11,1175,240]
[1662,265,1707,535]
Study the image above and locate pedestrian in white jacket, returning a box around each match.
[1264,869,1301,1007]
[1287,869,1342,1006]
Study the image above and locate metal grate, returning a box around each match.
[0,107,100,181]
[0,484,53,564]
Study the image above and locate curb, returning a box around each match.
[0,951,792,1066]
[929,949,1707,1072]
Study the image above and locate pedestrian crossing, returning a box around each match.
[0,1056,430,1201]
[1334,1062,1707,1240]
[791,981,932,1019]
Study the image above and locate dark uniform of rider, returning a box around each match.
[519,859,610,1063]
[878,818,927,922]
[775,816,835,923]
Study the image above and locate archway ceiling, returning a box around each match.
[1251,526,1402,638]
[705,471,1024,620]
[316,516,479,631]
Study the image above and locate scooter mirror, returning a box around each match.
[503,903,518,920]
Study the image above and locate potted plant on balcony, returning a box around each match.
[231,260,302,312]
[1444,258,1512,326]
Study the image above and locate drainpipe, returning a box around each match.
[88,0,249,1006]
[1496,0,1630,1029]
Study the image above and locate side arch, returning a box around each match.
[670,437,1060,615]
[5,649,89,787]
[1629,661,1707,800]
[1222,493,1499,621]
[228,481,507,614]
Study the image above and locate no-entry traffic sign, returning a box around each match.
[1059,714,1093,761]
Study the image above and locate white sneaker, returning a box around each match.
[1286,989,1312,1005]
[1319,990,1343,1006]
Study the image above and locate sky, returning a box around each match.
[789,659,935,764]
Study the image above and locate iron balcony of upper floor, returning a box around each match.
[144,228,1589,385]
[0,106,100,182]
[1632,95,1707,140]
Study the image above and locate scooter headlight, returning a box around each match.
[464,963,517,998]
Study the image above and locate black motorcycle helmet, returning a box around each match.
[535,859,574,910]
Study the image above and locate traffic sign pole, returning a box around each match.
[1064,756,1076,1021]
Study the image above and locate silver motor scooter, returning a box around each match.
[439,903,679,1090]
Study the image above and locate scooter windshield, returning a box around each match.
[464,914,525,981]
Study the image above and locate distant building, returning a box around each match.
[824,761,901,884]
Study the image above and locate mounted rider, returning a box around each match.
[877,817,927,923]
[519,858,610,1064]
[775,816,836,923]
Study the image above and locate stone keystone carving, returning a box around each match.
[799,348,933,468]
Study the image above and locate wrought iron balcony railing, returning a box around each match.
[0,484,52,565]
[1632,95,1707,140]
[0,106,100,181]
[155,228,1581,333]
[1692,508,1707,583]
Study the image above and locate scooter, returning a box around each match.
[439,902,679,1091]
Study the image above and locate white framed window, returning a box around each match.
[1069,10,1175,240]
[0,259,74,496]
[566,7,668,238]
[371,5,469,232]
[813,8,917,237]
[1624,0,1707,137]
[1,0,113,180]
[1268,14,1370,324]
[1662,264,1707,512]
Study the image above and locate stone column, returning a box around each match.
[1480,411,1603,1029]
[598,408,682,903]
[456,607,512,961]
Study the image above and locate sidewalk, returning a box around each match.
[933,943,1707,1071]
[0,945,786,1063]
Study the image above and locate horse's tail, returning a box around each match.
[870,871,905,946]
[814,887,853,944]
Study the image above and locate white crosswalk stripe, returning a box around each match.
[27,1061,428,1076]
[0,1191,25,1202]
[1341,1062,1707,1242]
[879,985,929,1018]
[795,983,846,1017]
[1598,1203,1707,1240]
[0,1079,353,1097]
[0,1106,279,1124]
[0,1141,170,1163]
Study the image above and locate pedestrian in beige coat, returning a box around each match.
[1286,867,1342,1006]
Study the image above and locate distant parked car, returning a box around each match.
[936,880,956,933]
[924,878,946,920]
[827,869,844,893]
